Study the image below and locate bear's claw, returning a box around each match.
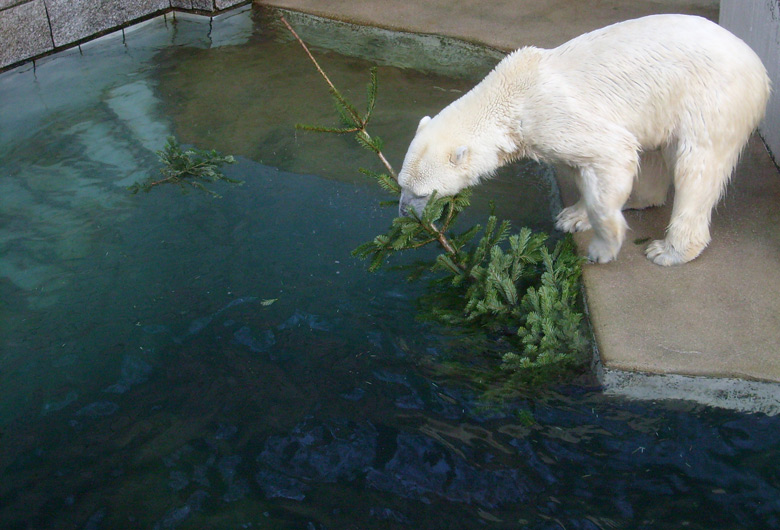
[555,204,591,233]
[645,239,687,266]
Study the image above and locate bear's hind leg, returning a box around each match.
[623,148,673,210]
[646,144,736,265]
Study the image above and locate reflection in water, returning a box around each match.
[0,5,778,530]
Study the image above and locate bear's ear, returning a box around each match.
[452,145,469,165]
[417,116,431,132]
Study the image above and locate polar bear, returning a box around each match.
[397,14,770,265]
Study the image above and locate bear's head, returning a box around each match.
[397,115,476,218]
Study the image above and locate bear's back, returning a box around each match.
[539,14,769,147]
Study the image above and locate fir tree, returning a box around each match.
[282,14,590,395]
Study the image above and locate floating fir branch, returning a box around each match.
[281,13,589,392]
[130,136,239,198]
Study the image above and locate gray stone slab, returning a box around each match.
[47,0,122,46]
[122,0,168,22]
[171,0,216,11]
[171,0,246,12]
[46,0,167,47]
[0,0,23,9]
[192,0,216,10]
[216,0,247,10]
[0,0,52,69]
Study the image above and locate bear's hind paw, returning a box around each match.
[645,239,689,266]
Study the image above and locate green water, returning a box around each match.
[1,6,778,530]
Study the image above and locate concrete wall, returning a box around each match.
[720,0,780,160]
[0,0,249,70]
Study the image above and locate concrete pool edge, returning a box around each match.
[599,368,780,416]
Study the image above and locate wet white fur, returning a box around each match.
[398,14,770,265]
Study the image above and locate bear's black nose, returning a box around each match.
[399,189,431,218]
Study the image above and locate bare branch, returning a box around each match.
[280,14,397,180]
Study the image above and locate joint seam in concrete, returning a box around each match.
[41,0,55,50]
[0,0,33,13]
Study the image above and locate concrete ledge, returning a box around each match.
[601,369,780,415]
[258,0,717,51]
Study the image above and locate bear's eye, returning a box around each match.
[449,145,469,166]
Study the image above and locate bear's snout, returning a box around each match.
[399,189,431,218]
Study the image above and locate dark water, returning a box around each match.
[1,6,778,530]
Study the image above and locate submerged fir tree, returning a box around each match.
[283,14,591,395]
[130,136,239,197]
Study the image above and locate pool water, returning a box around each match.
[1,6,778,529]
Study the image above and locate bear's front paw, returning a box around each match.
[645,239,687,266]
[587,237,620,264]
[555,204,591,233]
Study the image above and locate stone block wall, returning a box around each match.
[0,1,52,69]
[0,0,249,70]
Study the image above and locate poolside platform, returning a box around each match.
[259,0,780,413]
